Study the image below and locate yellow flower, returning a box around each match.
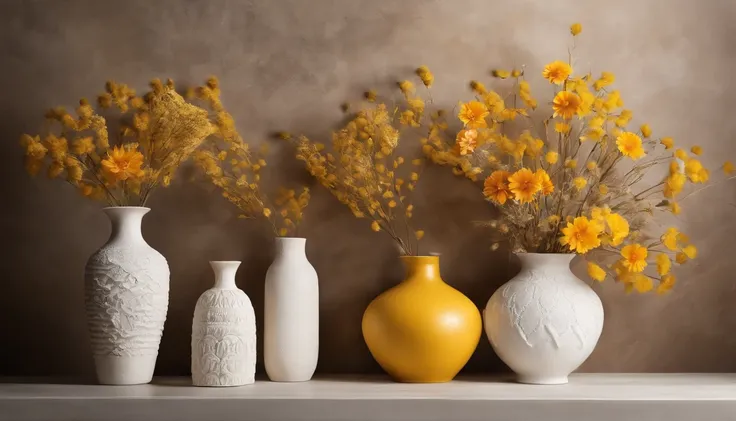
[552,91,582,119]
[542,61,572,85]
[691,145,702,155]
[511,69,522,77]
[587,262,606,282]
[415,230,425,240]
[564,158,577,169]
[458,101,489,128]
[657,274,676,294]
[100,144,145,181]
[616,132,645,159]
[263,208,272,218]
[599,184,609,195]
[586,161,597,171]
[555,122,571,134]
[685,158,709,183]
[71,137,95,155]
[633,275,653,293]
[621,244,648,273]
[570,23,582,36]
[492,69,511,79]
[415,65,434,87]
[683,244,697,259]
[371,221,381,232]
[664,173,686,198]
[573,176,587,190]
[615,109,633,127]
[670,201,681,215]
[545,151,559,164]
[560,216,603,254]
[483,170,512,204]
[605,213,629,246]
[44,134,68,161]
[660,137,674,149]
[640,124,652,138]
[675,148,688,160]
[388,200,397,208]
[676,252,687,264]
[656,254,671,276]
[593,71,615,91]
[661,227,680,251]
[535,169,554,195]
[456,129,478,155]
[470,80,487,95]
[364,90,377,102]
[398,80,415,95]
[723,161,734,175]
[508,168,542,203]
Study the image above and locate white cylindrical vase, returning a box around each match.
[484,253,604,385]
[191,261,256,387]
[264,237,319,382]
[84,207,170,385]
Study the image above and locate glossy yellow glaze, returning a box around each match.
[361,256,482,383]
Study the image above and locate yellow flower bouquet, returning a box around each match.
[399,24,732,294]
[288,102,425,255]
[190,78,310,237]
[21,79,214,206]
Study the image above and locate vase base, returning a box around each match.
[94,355,157,385]
[516,375,569,385]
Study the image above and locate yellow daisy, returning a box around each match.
[542,61,573,85]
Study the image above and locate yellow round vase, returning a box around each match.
[362,256,482,383]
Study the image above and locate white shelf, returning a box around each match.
[1,374,735,421]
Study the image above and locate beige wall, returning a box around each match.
[2,0,736,378]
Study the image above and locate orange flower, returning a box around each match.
[456,129,478,155]
[552,91,582,119]
[101,144,145,182]
[458,101,489,128]
[542,61,572,85]
[535,169,554,195]
[620,244,648,273]
[508,168,541,203]
[560,216,603,253]
[483,170,511,204]
[616,132,645,159]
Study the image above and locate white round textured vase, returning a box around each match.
[264,237,319,382]
[191,261,256,387]
[84,207,170,385]
[484,253,604,385]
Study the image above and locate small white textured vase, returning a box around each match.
[484,253,604,385]
[191,261,256,387]
[264,237,319,382]
[84,207,170,385]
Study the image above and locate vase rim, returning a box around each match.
[209,260,242,264]
[102,206,151,210]
[400,255,439,260]
[514,252,574,256]
[276,236,306,240]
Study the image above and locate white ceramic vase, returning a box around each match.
[484,253,604,385]
[84,207,170,385]
[191,261,256,387]
[264,237,319,382]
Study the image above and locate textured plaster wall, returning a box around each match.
[1,0,736,378]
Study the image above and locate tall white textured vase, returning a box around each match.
[84,207,170,385]
[264,237,319,382]
[191,261,256,387]
[484,253,604,385]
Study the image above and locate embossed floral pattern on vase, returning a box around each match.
[192,261,256,387]
[84,207,170,385]
[484,253,603,385]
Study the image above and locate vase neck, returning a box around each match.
[401,256,442,283]
[103,207,149,244]
[275,237,307,259]
[210,261,241,289]
[516,253,574,272]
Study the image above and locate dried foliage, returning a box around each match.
[21,79,214,206]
